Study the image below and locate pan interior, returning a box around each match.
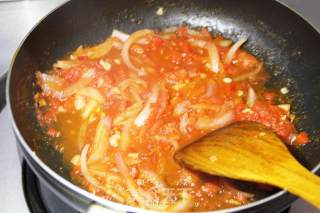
[8,0,320,210]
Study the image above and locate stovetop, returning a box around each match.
[0,0,319,212]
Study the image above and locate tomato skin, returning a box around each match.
[296,132,309,145]
[264,91,278,103]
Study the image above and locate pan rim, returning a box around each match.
[6,0,320,212]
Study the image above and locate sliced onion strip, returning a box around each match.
[196,110,235,130]
[233,62,263,82]
[120,123,132,151]
[77,87,105,103]
[121,29,154,72]
[113,102,143,126]
[134,103,152,127]
[218,39,233,47]
[140,170,168,195]
[111,29,129,42]
[54,60,79,69]
[166,190,193,212]
[36,72,64,98]
[88,116,111,163]
[246,87,257,108]
[115,152,154,209]
[174,100,190,116]
[62,69,96,98]
[206,83,214,97]
[188,39,207,48]
[73,38,115,59]
[206,43,220,73]
[134,86,159,127]
[80,144,100,186]
[81,99,98,119]
[225,37,248,65]
[179,113,189,134]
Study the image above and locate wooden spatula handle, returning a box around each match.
[278,162,320,208]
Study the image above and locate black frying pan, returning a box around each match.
[7,0,320,212]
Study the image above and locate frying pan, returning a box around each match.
[6,0,320,212]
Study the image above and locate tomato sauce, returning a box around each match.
[35,27,308,211]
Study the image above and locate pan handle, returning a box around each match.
[0,72,7,112]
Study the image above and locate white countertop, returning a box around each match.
[0,2,68,213]
[0,0,319,212]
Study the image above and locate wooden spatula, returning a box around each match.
[174,121,320,208]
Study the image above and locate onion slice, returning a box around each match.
[81,99,98,119]
[174,100,190,116]
[62,69,96,98]
[246,87,257,108]
[206,43,220,73]
[54,60,79,69]
[134,86,159,127]
[111,29,129,42]
[72,38,115,59]
[179,113,189,134]
[80,144,100,186]
[115,152,154,208]
[121,29,154,72]
[77,87,105,103]
[140,170,168,195]
[196,110,235,130]
[36,72,64,98]
[225,37,248,65]
[88,116,111,163]
[188,39,207,48]
[167,190,193,212]
[218,39,232,47]
[37,69,95,99]
[113,102,143,126]
[233,62,263,82]
[206,83,215,97]
[80,144,90,174]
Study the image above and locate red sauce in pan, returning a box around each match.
[35,27,308,211]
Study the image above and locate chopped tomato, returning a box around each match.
[235,102,296,142]
[264,91,278,103]
[150,35,164,49]
[296,132,309,145]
